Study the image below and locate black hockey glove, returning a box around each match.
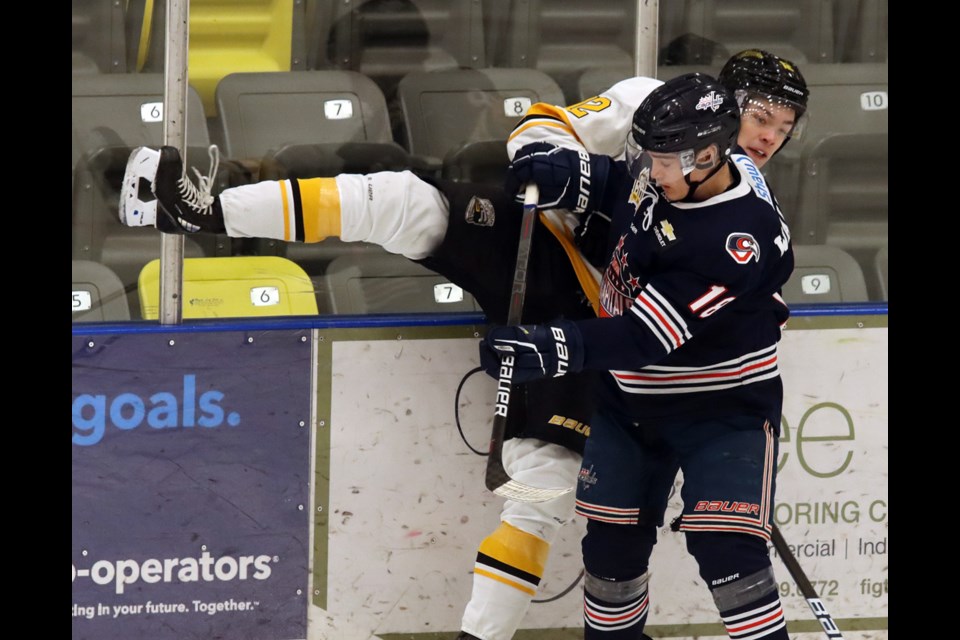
[479,320,585,384]
[504,142,608,214]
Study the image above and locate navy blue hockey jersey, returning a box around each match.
[574,153,794,429]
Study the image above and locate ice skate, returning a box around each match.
[118,144,225,234]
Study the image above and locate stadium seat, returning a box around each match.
[132,0,308,116]
[138,256,320,319]
[749,62,887,229]
[72,260,131,322]
[835,0,887,63]
[397,67,566,174]
[490,0,637,103]
[873,245,888,301]
[212,70,402,162]
[71,73,211,172]
[781,245,868,304]
[791,131,887,288]
[317,0,486,98]
[212,70,412,281]
[679,0,835,66]
[323,253,480,315]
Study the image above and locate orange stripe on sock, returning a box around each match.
[278,180,291,242]
[472,568,538,597]
[477,522,549,577]
[298,177,341,243]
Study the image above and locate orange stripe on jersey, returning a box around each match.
[298,177,341,243]
[278,180,292,241]
[507,104,583,145]
[537,213,601,315]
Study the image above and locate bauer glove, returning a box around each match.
[479,320,585,384]
[504,142,609,214]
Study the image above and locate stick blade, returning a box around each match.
[491,478,573,503]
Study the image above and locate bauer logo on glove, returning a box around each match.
[504,142,609,214]
[479,320,585,384]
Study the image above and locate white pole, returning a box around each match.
[634,0,659,78]
[159,0,190,325]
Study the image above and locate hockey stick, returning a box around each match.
[770,525,844,639]
[484,183,574,503]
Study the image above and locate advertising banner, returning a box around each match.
[72,330,313,640]
[319,324,887,638]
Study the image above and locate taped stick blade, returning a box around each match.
[492,479,574,503]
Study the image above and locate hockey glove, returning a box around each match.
[479,320,585,384]
[504,142,608,214]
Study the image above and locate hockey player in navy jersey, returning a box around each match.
[117,51,806,640]
[481,73,796,638]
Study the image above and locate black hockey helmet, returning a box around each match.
[626,72,740,178]
[719,49,809,138]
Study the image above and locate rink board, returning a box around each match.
[316,315,887,639]
[72,312,887,639]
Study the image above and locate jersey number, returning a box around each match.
[689,285,736,319]
[565,96,612,119]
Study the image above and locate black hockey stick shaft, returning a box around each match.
[770,525,844,639]
[483,185,573,503]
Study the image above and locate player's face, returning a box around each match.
[737,97,798,168]
[648,152,691,201]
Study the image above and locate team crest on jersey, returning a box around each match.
[465,196,495,227]
[696,91,725,112]
[578,465,598,488]
[598,235,641,317]
[653,218,679,248]
[726,233,761,264]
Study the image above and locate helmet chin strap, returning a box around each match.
[678,158,729,203]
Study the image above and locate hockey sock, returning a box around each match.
[583,570,650,638]
[461,522,548,640]
[219,177,341,242]
[687,532,788,639]
[713,568,787,639]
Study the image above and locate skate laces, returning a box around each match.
[178,144,220,215]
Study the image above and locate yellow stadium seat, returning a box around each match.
[135,0,305,116]
[138,256,319,319]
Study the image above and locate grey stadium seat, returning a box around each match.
[324,253,480,315]
[791,131,887,295]
[490,0,636,102]
[212,70,401,162]
[212,70,413,286]
[317,0,486,96]
[678,0,835,66]
[874,245,888,301]
[72,260,131,322]
[397,67,566,174]
[781,245,868,304]
[71,73,210,172]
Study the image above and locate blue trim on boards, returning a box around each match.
[72,303,887,336]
